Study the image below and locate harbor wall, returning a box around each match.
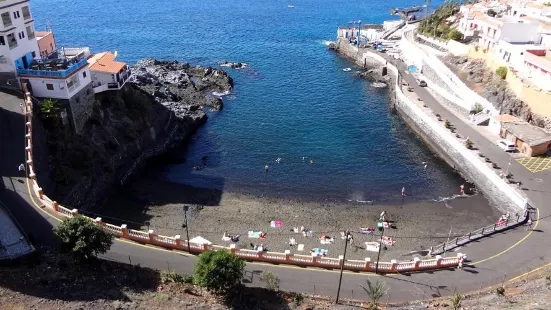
[336,40,526,213]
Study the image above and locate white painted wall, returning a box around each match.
[500,23,541,43]
[91,70,115,87]
[495,40,532,70]
[27,67,91,99]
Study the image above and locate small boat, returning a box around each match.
[342,68,352,72]
[372,82,387,88]
[288,5,295,8]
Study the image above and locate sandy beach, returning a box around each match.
[96,178,501,261]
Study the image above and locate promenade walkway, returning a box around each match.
[0,65,550,304]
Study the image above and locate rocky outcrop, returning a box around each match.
[32,59,233,210]
[219,60,248,69]
[443,55,551,131]
[130,59,233,111]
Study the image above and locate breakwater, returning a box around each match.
[336,39,527,214]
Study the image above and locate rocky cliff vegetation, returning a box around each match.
[33,59,233,210]
[443,55,551,131]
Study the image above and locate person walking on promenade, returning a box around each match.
[527,218,533,231]
[458,255,464,270]
[18,163,25,173]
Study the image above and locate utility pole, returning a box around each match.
[335,232,350,303]
[425,0,431,18]
[182,205,190,252]
[375,227,385,274]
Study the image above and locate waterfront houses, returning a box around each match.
[87,52,131,93]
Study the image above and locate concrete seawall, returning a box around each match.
[335,40,526,213]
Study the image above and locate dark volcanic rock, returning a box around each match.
[130,58,233,111]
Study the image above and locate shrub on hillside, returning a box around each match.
[193,250,245,297]
[496,66,508,79]
[446,29,463,41]
[53,215,114,260]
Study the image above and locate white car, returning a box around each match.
[496,139,515,152]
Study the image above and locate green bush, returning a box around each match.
[292,293,304,306]
[447,29,463,41]
[193,250,245,296]
[260,271,280,292]
[465,139,473,149]
[53,215,114,260]
[361,280,387,310]
[161,271,194,285]
[445,119,452,129]
[496,286,505,296]
[496,66,508,79]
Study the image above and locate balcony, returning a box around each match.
[17,57,89,78]
[7,38,17,49]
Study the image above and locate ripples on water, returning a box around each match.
[32,0,459,203]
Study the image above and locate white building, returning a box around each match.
[19,47,92,100]
[0,0,40,83]
[87,52,130,93]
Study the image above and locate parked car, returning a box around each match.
[496,139,516,152]
[417,79,427,87]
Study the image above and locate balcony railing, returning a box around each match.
[17,57,88,78]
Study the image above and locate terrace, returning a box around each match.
[17,47,90,78]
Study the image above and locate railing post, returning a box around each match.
[51,201,58,211]
[493,223,497,231]
[481,227,485,234]
[121,224,129,238]
[364,257,371,271]
[413,257,421,270]
[390,259,398,272]
[148,229,156,244]
[94,217,103,228]
[70,209,78,217]
[37,187,43,200]
[285,250,291,262]
[468,232,471,240]
[174,234,182,248]
[229,243,236,254]
[435,255,443,267]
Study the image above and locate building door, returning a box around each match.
[21,55,29,69]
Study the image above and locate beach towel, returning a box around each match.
[311,248,328,257]
[380,236,396,246]
[221,236,231,242]
[365,242,380,252]
[248,231,262,238]
[320,238,333,245]
[360,227,375,234]
[270,220,282,228]
[297,244,304,251]
[496,220,505,227]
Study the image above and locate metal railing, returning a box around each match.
[17,57,88,78]
[430,210,528,255]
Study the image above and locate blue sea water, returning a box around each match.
[31,0,463,204]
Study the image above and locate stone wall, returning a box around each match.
[67,83,95,133]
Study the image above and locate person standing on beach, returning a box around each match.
[458,255,464,270]
[459,184,465,195]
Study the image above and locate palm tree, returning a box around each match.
[360,279,386,309]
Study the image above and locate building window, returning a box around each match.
[1,12,11,27]
[520,52,524,55]
[13,11,20,19]
[83,71,87,78]
[46,83,54,90]
[26,26,34,39]
[7,33,17,49]
[22,6,30,20]
[0,36,4,46]
[18,31,25,39]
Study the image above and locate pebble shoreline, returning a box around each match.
[99,178,501,261]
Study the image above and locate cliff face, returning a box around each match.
[443,56,551,131]
[32,59,232,211]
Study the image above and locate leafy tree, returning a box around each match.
[465,139,473,149]
[496,66,508,79]
[447,29,463,41]
[360,279,387,309]
[53,215,114,260]
[193,250,245,296]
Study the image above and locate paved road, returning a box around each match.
[1,77,550,304]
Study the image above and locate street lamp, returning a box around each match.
[347,20,362,47]
[375,226,385,274]
[182,205,191,252]
[335,231,350,303]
